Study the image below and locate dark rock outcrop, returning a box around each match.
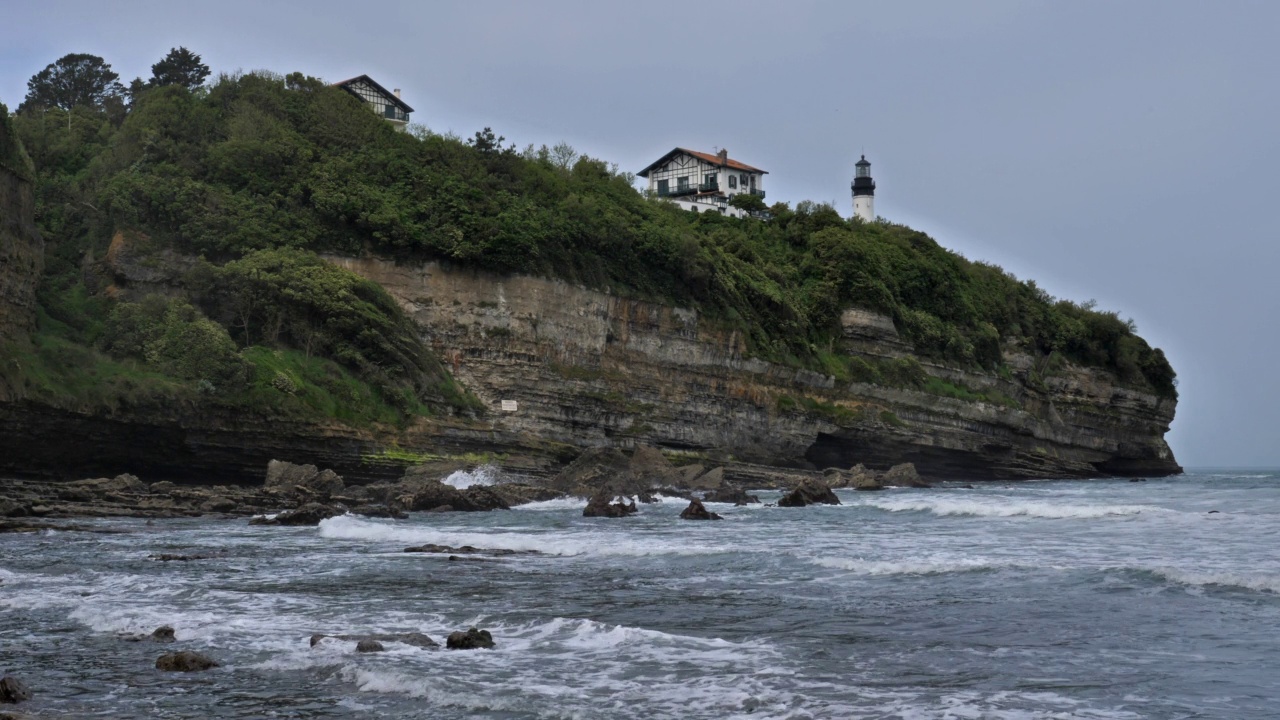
[583,492,637,518]
[397,481,509,513]
[265,460,345,501]
[679,499,722,520]
[777,479,841,507]
[0,675,30,704]
[404,543,538,557]
[356,639,385,653]
[849,464,884,491]
[155,650,219,672]
[351,504,407,519]
[446,627,495,650]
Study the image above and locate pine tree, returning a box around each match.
[149,47,210,92]
[20,53,124,111]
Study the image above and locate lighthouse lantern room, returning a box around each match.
[851,155,875,222]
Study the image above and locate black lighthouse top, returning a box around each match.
[852,155,875,196]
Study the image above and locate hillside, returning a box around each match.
[0,71,1180,480]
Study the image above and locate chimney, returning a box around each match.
[717,148,728,164]
[393,88,401,99]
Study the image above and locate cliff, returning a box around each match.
[327,257,1179,480]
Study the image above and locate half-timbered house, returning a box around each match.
[637,148,767,218]
[333,75,414,132]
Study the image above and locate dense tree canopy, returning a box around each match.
[20,53,125,112]
[9,66,1177,410]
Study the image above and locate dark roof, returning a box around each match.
[855,154,870,166]
[637,147,768,178]
[332,74,415,114]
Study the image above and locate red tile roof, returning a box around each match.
[638,147,768,177]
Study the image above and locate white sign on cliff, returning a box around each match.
[501,400,518,412]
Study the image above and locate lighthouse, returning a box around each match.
[851,155,875,222]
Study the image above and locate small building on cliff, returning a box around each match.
[638,148,767,218]
[333,75,414,131]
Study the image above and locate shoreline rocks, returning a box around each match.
[679,499,723,520]
[583,492,638,518]
[155,650,219,672]
[446,627,495,650]
[0,676,30,704]
[777,479,841,507]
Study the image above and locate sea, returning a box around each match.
[1,469,1277,719]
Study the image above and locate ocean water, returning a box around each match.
[2,470,1278,719]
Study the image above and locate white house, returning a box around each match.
[333,75,414,131]
[637,148,767,218]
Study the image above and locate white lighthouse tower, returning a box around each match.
[851,155,875,222]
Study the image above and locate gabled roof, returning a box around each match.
[637,147,767,177]
[332,74,415,114]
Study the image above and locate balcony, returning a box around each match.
[658,185,696,197]
[749,189,766,199]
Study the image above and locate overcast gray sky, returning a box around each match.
[4,1,1277,467]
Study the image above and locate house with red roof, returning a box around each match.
[637,148,767,218]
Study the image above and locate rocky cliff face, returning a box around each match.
[0,123,42,344]
[329,257,1180,480]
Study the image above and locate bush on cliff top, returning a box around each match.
[9,69,1176,399]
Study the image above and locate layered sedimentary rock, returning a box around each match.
[330,257,1180,480]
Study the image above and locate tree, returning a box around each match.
[21,53,125,112]
[729,192,767,213]
[149,47,210,92]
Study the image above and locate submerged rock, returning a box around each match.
[311,632,438,649]
[356,639,385,653]
[679,499,723,520]
[404,543,538,557]
[583,492,638,518]
[446,627,495,650]
[777,479,841,507]
[155,650,219,672]
[0,675,30,704]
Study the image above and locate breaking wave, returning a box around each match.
[859,497,1157,520]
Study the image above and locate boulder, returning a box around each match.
[356,639,385,653]
[848,464,884,491]
[687,466,726,491]
[583,492,638,518]
[446,627,495,650]
[674,463,708,487]
[549,448,631,496]
[777,479,841,507]
[151,625,176,643]
[264,460,345,500]
[249,503,342,526]
[155,650,219,672]
[822,467,849,488]
[679,499,722,520]
[0,676,30,704]
[702,486,760,505]
[881,463,931,488]
[401,482,508,512]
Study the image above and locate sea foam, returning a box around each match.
[859,496,1156,520]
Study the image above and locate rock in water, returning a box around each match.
[356,639,385,653]
[311,632,438,649]
[777,479,841,507]
[703,486,760,505]
[249,503,341,526]
[679,499,723,520]
[0,676,30,704]
[582,492,638,518]
[848,464,884,491]
[881,463,931,488]
[151,625,176,643]
[446,627,495,650]
[155,650,219,672]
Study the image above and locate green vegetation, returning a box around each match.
[4,54,1176,435]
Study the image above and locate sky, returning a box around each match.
[3,1,1278,467]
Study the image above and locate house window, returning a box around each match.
[740,173,748,186]
[657,179,669,195]
[728,175,737,189]
[677,176,689,192]
[384,104,397,119]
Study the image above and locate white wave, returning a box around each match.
[811,555,1017,576]
[860,496,1156,520]
[512,496,585,511]
[442,464,500,489]
[318,515,738,557]
[1145,567,1280,594]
